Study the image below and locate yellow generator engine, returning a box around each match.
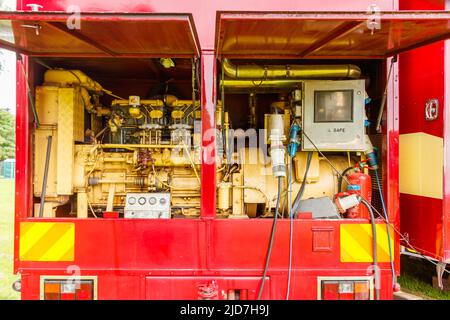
[33,69,202,218]
[33,62,378,220]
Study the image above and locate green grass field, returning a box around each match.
[0,179,20,300]
[398,274,450,300]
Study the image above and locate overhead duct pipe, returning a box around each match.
[222,59,361,80]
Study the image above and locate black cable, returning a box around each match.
[338,166,356,193]
[360,198,380,300]
[375,169,397,288]
[286,157,294,300]
[257,176,283,300]
[286,150,311,299]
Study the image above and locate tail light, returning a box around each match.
[354,281,370,300]
[43,279,95,300]
[321,279,371,300]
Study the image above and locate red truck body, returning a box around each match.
[1,0,449,299]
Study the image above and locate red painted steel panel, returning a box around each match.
[16,219,395,299]
[0,12,200,57]
[400,193,443,260]
[145,276,269,300]
[386,57,401,274]
[14,57,31,273]
[398,0,448,262]
[215,12,450,59]
[17,0,397,50]
[399,42,444,137]
[200,52,216,218]
[20,272,393,300]
[444,0,450,262]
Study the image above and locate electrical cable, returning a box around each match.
[286,149,311,299]
[286,157,294,300]
[360,198,380,300]
[375,169,397,288]
[257,176,283,300]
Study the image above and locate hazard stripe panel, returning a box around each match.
[340,224,394,263]
[19,222,75,262]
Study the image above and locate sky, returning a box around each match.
[0,50,16,114]
[0,0,16,114]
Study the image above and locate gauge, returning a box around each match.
[149,197,157,205]
[128,197,136,205]
[138,197,146,205]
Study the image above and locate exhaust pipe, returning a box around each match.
[222,59,361,79]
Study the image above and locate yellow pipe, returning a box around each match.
[222,59,361,79]
[221,79,302,90]
[44,69,103,91]
[98,144,183,149]
[111,99,164,107]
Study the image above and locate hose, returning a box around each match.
[360,198,380,300]
[375,169,397,288]
[286,151,312,299]
[286,157,294,300]
[257,176,283,300]
[338,166,356,193]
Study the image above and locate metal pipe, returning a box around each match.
[222,59,361,79]
[376,56,396,133]
[111,99,164,107]
[221,79,302,91]
[39,135,52,218]
[97,143,181,149]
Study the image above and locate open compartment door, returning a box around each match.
[216,11,450,59]
[0,11,200,57]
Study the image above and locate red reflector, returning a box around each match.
[322,281,339,300]
[61,293,76,300]
[76,283,93,300]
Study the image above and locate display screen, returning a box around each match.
[314,90,353,123]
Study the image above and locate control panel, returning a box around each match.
[124,193,171,218]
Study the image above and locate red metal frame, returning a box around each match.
[8,0,448,300]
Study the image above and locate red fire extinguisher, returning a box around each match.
[346,172,372,219]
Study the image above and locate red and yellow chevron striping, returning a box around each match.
[340,224,394,263]
[19,222,75,262]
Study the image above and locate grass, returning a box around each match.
[0,179,19,300]
[398,273,450,300]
